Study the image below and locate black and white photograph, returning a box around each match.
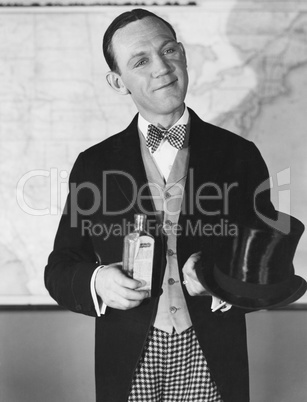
[0,1,307,401]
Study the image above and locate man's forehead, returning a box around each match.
[112,16,175,49]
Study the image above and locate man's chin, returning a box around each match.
[157,100,185,116]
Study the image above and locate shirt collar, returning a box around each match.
[138,105,189,139]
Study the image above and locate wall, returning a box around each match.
[0,309,306,402]
[0,310,95,402]
[247,310,307,402]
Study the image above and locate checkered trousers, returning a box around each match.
[128,327,223,402]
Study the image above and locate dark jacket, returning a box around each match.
[45,108,275,402]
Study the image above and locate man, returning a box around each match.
[45,9,275,402]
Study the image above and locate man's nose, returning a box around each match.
[151,55,173,78]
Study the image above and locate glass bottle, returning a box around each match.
[122,214,155,291]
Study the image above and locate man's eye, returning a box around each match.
[164,48,175,55]
[135,59,147,68]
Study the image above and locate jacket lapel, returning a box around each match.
[188,108,224,186]
[177,109,229,266]
[182,108,225,217]
[110,114,156,217]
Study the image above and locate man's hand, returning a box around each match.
[182,252,232,312]
[182,252,210,297]
[95,263,150,310]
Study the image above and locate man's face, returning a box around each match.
[109,17,189,123]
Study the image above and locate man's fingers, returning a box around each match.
[182,251,201,274]
[104,288,149,310]
[95,263,150,310]
[116,286,150,301]
[114,273,146,290]
[105,294,139,310]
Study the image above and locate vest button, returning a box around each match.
[163,220,173,235]
[170,306,177,314]
[167,249,175,256]
[168,278,176,285]
[165,191,171,199]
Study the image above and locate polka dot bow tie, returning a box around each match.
[146,124,186,153]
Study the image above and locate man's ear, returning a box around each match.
[178,42,188,68]
[106,71,130,95]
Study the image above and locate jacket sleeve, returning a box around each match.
[222,140,277,314]
[241,140,276,222]
[198,139,277,315]
[45,152,99,316]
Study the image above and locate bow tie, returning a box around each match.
[146,124,186,153]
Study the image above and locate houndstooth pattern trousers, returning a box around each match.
[128,327,223,402]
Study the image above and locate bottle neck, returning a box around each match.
[134,214,146,232]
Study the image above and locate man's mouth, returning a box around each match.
[154,79,177,91]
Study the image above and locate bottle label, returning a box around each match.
[133,235,154,291]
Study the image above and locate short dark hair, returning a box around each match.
[103,8,177,73]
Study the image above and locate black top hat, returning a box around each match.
[199,212,306,309]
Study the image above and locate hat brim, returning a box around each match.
[200,264,307,310]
